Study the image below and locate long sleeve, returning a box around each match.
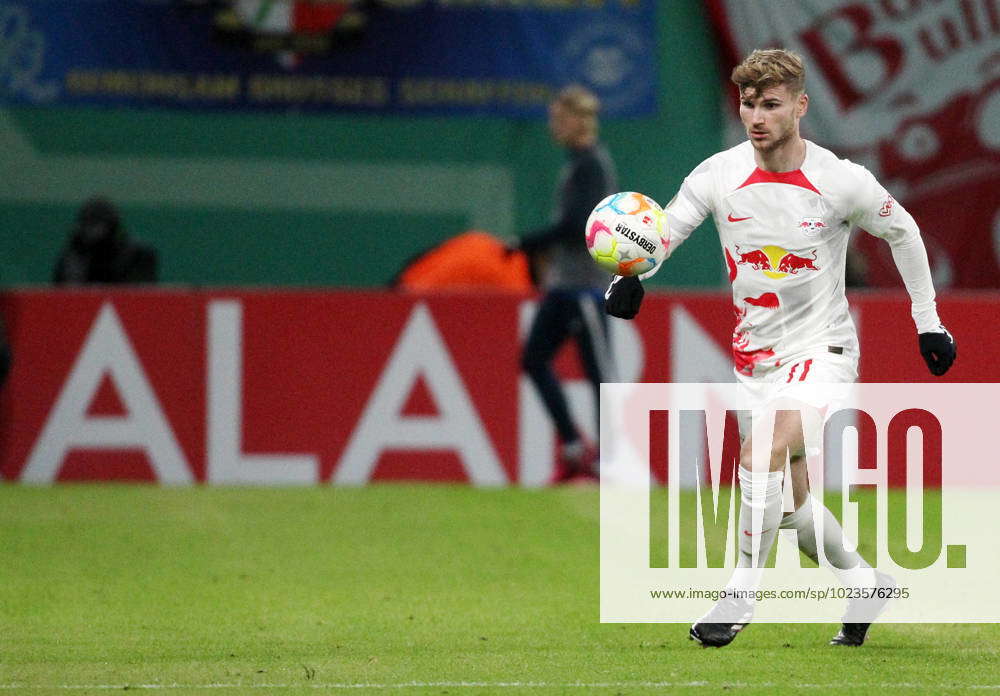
[887,233,940,332]
[640,156,713,281]
[849,164,941,333]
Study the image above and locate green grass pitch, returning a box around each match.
[2,484,998,695]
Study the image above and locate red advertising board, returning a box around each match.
[0,289,990,485]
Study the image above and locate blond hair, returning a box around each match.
[553,84,600,132]
[730,49,806,98]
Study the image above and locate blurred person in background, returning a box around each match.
[53,196,158,285]
[514,85,618,483]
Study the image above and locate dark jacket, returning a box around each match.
[53,197,158,285]
[518,142,617,289]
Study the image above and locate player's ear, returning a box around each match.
[797,92,809,118]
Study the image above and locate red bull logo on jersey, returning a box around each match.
[734,245,772,271]
[776,250,819,275]
[732,244,820,279]
[797,217,828,236]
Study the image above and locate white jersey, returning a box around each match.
[652,139,939,378]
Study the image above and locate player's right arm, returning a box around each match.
[605,159,714,319]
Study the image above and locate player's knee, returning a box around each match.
[738,442,790,472]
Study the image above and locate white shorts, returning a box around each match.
[734,348,858,451]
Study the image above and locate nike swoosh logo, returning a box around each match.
[743,529,772,537]
[728,213,752,222]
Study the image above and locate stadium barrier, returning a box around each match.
[0,289,992,486]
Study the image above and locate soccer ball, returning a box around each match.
[584,192,668,276]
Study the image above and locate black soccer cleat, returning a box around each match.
[689,620,747,647]
[829,622,871,646]
[830,572,896,647]
[689,596,754,647]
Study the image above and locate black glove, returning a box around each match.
[605,275,644,319]
[918,327,956,376]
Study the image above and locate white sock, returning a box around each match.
[722,468,784,596]
[779,495,878,589]
[723,466,784,598]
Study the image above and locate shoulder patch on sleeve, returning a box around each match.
[878,194,895,217]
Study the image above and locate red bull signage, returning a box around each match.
[708,0,1000,287]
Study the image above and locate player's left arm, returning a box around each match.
[850,165,956,376]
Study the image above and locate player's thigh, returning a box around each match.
[739,409,808,472]
[738,351,856,470]
[736,351,858,436]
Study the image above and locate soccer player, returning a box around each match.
[606,49,956,646]
[517,85,618,482]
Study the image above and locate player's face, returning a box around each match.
[548,102,581,146]
[739,84,807,153]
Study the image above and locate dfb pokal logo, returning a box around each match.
[599,382,1000,624]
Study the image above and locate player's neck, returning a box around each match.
[754,136,806,173]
